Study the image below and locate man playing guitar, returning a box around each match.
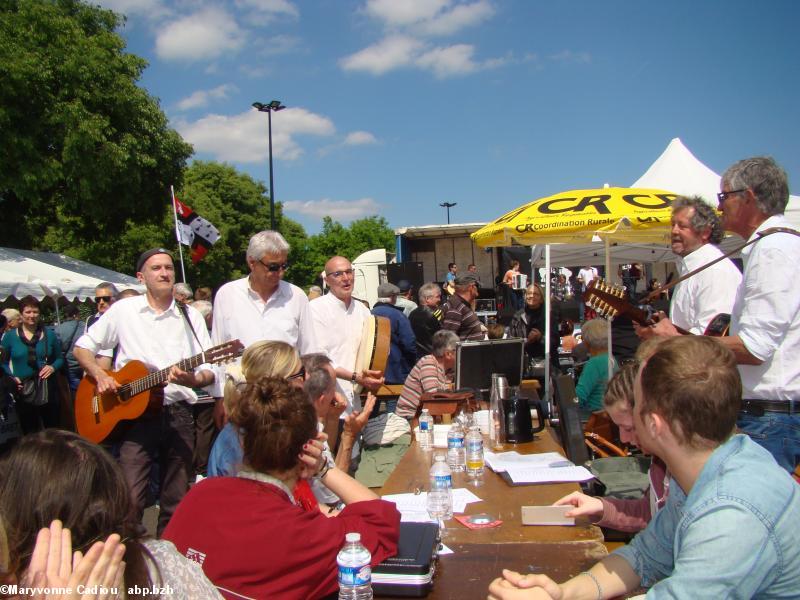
[74,248,215,534]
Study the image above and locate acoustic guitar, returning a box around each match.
[75,340,244,443]
[585,279,730,337]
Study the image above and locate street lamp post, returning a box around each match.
[252,100,286,230]
[439,202,457,224]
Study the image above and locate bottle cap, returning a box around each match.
[345,532,361,542]
[434,454,446,462]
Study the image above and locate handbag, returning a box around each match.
[18,377,48,407]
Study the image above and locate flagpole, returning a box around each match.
[170,185,187,283]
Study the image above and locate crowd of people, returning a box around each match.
[0,155,798,599]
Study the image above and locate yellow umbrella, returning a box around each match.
[471,187,678,403]
[471,187,677,248]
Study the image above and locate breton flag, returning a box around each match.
[172,196,221,264]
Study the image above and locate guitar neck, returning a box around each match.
[585,280,691,335]
[124,351,209,398]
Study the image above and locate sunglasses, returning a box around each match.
[94,296,113,303]
[287,366,306,381]
[260,260,289,272]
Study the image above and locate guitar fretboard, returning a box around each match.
[117,351,208,399]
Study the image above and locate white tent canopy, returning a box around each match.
[633,137,800,228]
[530,138,799,268]
[0,248,144,301]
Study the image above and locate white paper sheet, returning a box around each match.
[505,465,594,484]
[382,488,483,520]
[484,451,572,472]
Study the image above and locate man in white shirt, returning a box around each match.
[74,248,215,534]
[654,157,800,473]
[299,256,383,473]
[300,256,383,415]
[639,196,741,338]
[211,230,308,421]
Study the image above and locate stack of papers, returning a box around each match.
[382,488,482,523]
[484,451,572,472]
[505,465,594,484]
[484,451,594,484]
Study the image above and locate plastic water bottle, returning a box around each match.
[337,532,373,600]
[418,409,434,450]
[465,425,485,481]
[447,420,465,472]
[427,454,453,521]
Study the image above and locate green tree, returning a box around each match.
[172,161,308,290]
[292,216,396,288]
[0,0,192,252]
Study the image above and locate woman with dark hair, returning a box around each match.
[164,377,400,600]
[1,296,64,433]
[0,430,221,599]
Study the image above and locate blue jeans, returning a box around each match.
[736,412,800,473]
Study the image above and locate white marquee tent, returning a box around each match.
[0,248,143,302]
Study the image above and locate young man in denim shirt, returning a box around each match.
[489,336,800,599]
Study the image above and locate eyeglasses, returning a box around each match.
[259,260,289,272]
[326,269,354,278]
[94,296,112,303]
[286,366,305,381]
[716,189,747,205]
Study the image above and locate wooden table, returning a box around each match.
[377,429,607,598]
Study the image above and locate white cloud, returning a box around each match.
[96,0,171,21]
[175,107,335,163]
[283,198,382,221]
[344,131,378,146]
[339,35,423,75]
[549,50,592,64]
[342,2,501,76]
[416,1,495,36]
[176,84,237,111]
[364,0,494,36]
[235,0,299,24]
[155,8,245,62]
[365,0,450,28]
[416,44,481,77]
[341,36,502,78]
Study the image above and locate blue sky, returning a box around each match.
[99,0,800,234]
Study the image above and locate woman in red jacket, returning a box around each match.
[163,377,400,600]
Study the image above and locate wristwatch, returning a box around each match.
[351,371,358,383]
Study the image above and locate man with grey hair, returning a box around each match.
[654,157,800,473]
[638,195,741,338]
[86,281,119,368]
[409,282,443,357]
[303,353,374,503]
[86,282,118,329]
[173,282,193,305]
[211,230,308,422]
[396,329,459,420]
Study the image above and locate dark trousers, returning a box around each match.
[118,401,194,536]
[192,402,217,478]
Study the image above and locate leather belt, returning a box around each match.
[740,399,797,417]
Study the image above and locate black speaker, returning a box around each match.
[387,262,424,292]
